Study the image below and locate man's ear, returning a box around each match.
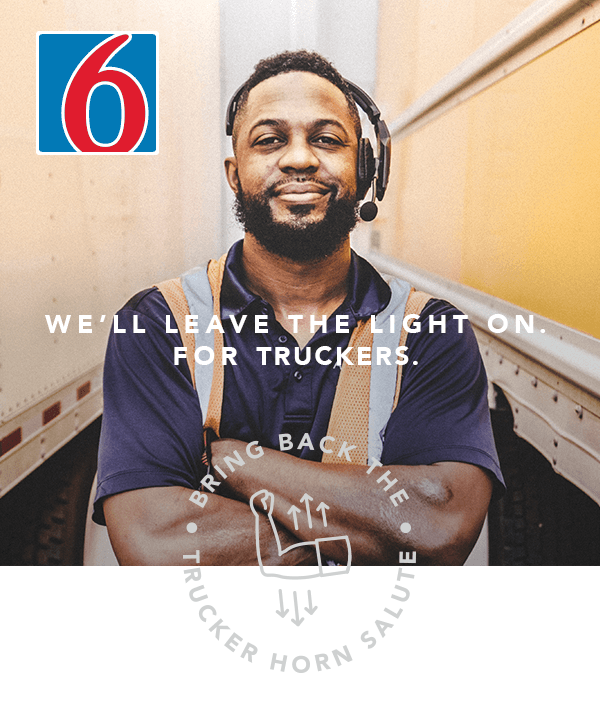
[224,156,240,195]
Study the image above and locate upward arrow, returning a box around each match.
[287,504,301,530]
[300,493,313,529]
[316,502,330,527]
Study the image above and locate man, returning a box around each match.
[93,51,504,565]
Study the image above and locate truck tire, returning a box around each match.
[488,393,600,565]
[0,418,101,566]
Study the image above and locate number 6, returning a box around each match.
[62,34,148,153]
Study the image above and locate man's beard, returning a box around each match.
[233,184,359,263]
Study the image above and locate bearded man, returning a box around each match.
[93,51,504,565]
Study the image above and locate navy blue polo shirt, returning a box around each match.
[93,240,504,524]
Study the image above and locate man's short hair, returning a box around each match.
[231,50,362,149]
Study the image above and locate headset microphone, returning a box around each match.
[360,201,378,222]
[359,181,378,221]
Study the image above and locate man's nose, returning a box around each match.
[278,136,319,173]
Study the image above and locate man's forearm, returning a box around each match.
[211,440,492,565]
[104,486,317,566]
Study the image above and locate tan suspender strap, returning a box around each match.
[157,264,431,460]
[322,318,372,465]
[154,277,197,390]
[156,253,228,434]
[204,253,228,437]
[392,289,432,411]
[323,287,433,466]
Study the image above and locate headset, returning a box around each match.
[225,77,391,221]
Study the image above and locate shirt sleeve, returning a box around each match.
[381,299,505,496]
[92,288,205,525]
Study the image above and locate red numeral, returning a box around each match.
[62,34,148,152]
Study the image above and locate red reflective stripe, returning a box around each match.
[77,381,91,400]
[0,428,22,457]
[42,401,61,425]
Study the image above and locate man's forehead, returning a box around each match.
[242,72,354,129]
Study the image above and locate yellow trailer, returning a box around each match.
[366,0,600,563]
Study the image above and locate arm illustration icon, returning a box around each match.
[249,490,351,579]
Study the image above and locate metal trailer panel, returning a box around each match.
[375,0,600,339]
[368,0,600,503]
[0,0,222,496]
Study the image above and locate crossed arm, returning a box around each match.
[104,439,492,566]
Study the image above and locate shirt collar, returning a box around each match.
[220,239,391,321]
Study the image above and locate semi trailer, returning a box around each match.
[2,0,598,565]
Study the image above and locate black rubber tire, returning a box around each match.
[0,418,101,566]
[488,393,600,565]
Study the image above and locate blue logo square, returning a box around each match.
[37,32,158,154]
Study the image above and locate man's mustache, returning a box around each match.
[266,177,336,197]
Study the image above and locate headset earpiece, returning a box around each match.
[344,80,391,219]
[357,138,376,200]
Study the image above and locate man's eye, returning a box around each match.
[255,136,283,146]
[314,135,342,145]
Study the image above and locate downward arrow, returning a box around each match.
[287,504,301,530]
[304,590,318,615]
[275,589,288,619]
[291,591,304,627]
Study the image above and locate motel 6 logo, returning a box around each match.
[37,32,158,154]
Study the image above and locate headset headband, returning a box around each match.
[225,76,391,203]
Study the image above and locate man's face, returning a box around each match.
[225,72,360,262]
